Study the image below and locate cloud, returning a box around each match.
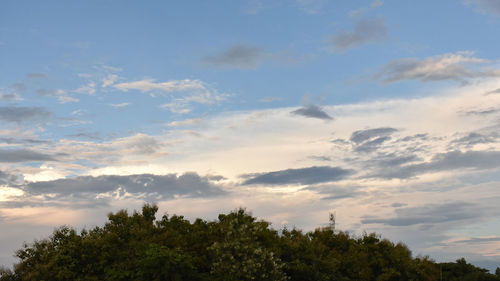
[374,51,500,84]
[73,81,97,95]
[467,0,500,16]
[373,150,500,179]
[0,170,21,186]
[0,149,56,163]
[451,132,498,146]
[242,166,353,185]
[114,79,206,93]
[110,102,130,108]
[361,202,481,226]
[0,93,23,102]
[37,88,78,103]
[0,106,51,123]
[350,127,398,143]
[304,185,364,200]
[485,88,500,95]
[0,137,51,145]
[291,104,333,120]
[24,173,226,200]
[453,237,500,244]
[203,45,265,69]
[327,18,387,52]
[101,74,119,87]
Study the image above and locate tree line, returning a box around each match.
[1,204,499,281]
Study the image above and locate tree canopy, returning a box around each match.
[1,204,499,281]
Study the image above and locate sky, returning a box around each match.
[2,0,500,271]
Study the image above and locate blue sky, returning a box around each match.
[2,0,500,271]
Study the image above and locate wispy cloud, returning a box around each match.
[110,102,130,108]
[374,51,500,84]
[114,79,206,93]
[203,44,266,69]
[327,18,388,52]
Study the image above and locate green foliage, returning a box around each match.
[1,204,499,281]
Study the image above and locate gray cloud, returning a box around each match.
[0,106,51,123]
[373,150,500,179]
[328,18,387,52]
[374,51,500,84]
[0,137,51,145]
[485,88,500,95]
[451,132,498,147]
[464,108,500,116]
[362,202,481,226]
[0,93,23,102]
[291,104,333,120]
[468,0,500,16]
[242,166,353,185]
[399,133,428,142]
[349,127,397,153]
[304,185,364,200]
[453,237,500,244]
[25,173,226,200]
[203,44,265,69]
[0,170,21,186]
[350,127,398,143]
[0,149,56,163]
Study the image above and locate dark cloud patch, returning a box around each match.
[291,104,333,120]
[0,137,51,145]
[0,170,21,186]
[203,44,265,69]
[308,155,332,161]
[372,150,500,179]
[350,127,398,143]
[328,18,387,52]
[242,166,353,185]
[362,202,481,226]
[354,136,391,152]
[451,132,498,146]
[25,173,226,199]
[0,106,51,123]
[0,149,56,163]
[399,133,428,142]
[464,108,500,116]
[349,127,397,153]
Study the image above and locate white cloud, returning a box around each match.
[114,79,206,93]
[101,74,119,88]
[73,81,97,95]
[110,102,130,108]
